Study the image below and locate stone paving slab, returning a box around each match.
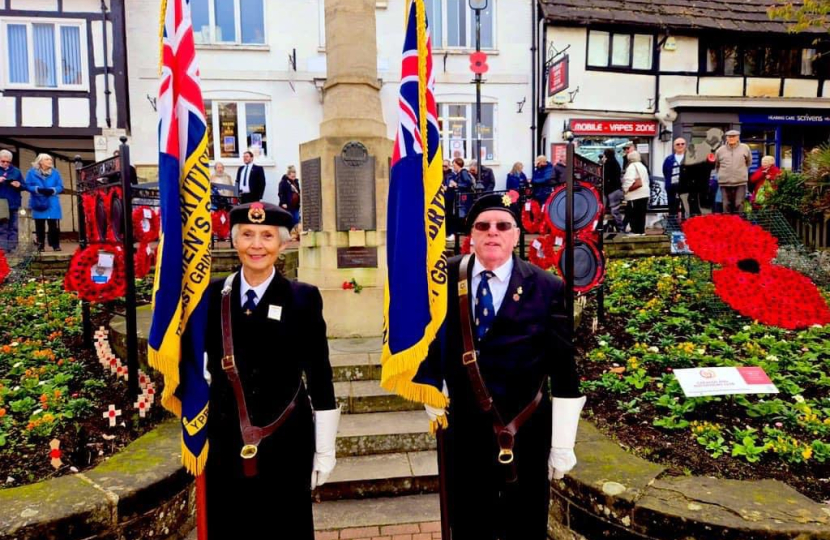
[312,494,440,531]
[337,411,434,457]
[335,380,422,414]
[316,451,439,501]
[407,451,438,477]
[633,476,830,540]
[328,337,383,355]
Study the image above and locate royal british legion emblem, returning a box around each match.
[248,203,266,224]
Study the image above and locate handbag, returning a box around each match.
[629,175,643,192]
[31,194,50,212]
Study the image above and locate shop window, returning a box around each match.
[587,30,653,71]
[426,0,495,50]
[704,42,828,78]
[3,20,87,90]
[438,102,496,162]
[190,0,265,45]
[206,101,271,162]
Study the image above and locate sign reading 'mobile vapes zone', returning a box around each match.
[673,366,779,397]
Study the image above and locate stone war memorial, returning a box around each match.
[0,1,829,540]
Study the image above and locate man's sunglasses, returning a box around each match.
[473,221,515,232]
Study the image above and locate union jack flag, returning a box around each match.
[381,0,448,413]
[149,0,212,476]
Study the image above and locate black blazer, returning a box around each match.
[235,163,266,203]
[417,254,580,419]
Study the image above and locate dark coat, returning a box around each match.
[505,171,528,193]
[0,165,25,210]
[603,157,622,194]
[417,254,580,540]
[278,175,300,211]
[476,166,496,192]
[236,163,266,203]
[204,271,336,540]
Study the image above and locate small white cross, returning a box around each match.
[116,365,128,380]
[143,384,156,404]
[108,357,121,374]
[138,372,150,389]
[49,439,63,469]
[103,405,122,427]
[134,397,149,418]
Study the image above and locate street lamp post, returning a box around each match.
[470,0,487,191]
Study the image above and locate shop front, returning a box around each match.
[567,118,659,169]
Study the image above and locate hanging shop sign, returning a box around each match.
[570,119,658,136]
[548,55,569,96]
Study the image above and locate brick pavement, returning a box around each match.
[314,521,441,540]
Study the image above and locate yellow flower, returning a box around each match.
[802,447,812,460]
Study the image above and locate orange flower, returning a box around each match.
[0,408,6,418]
[41,404,48,411]
[53,389,61,398]
[57,360,64,367]
[26,422,35,430]
[1,345,11,354]
[39,394,48,403]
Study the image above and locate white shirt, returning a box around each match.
[240,266,275,308]
[470,256,513,316]
[240,164,251,193]
[674,153,684,165]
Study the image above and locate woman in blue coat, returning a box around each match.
[26,154,64,251]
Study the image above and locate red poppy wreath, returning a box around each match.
[82,192,101,243]
[528,233,559,270]
[0,249,10,286]
[212,209,231,241]
[103,187,123,244]
[682,214,830,329]
[64,244,127,303]
[521,199,546,234]
[134,242,156,279]
[132,206,160,244]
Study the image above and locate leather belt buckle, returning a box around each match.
[498,448,514,465]
[240,444,258,459]
[462,350,476,365]
[497,430,515,464]
[221,355,236,371]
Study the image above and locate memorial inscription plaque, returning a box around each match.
[337,247,378,268]
[301,157,322,231]
[335,148,376,231]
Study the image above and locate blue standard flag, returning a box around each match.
[381,0,448,416]
[149,0,212,475]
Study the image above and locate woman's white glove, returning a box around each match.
[311,407,341,490]
[548,396,586,481]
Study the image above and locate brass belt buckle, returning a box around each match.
[222,355,236,371]
[240,444,258,459]
[498,448,514,465]
[462,351,476,365]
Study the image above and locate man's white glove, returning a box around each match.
[311,407,341,490]
[424,382,449,434]
[548,396,586,481]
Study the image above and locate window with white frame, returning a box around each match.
[437,102,496,162]
[3,20,87,89]
[425,0,495,50]
[205,100,270,162]
[190,0,265,45]
[587,30,653,71]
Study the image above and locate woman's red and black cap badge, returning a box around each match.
[230,202,293,229]
[683,214,830,330]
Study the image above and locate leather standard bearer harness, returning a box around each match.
[457,255,547,483]
[220,273,300,477]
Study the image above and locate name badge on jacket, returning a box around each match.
[268,305,283,321]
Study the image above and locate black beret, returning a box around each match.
[466,193,518,233]
[230,202,294,229]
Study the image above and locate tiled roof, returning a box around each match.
[539,0,817,33]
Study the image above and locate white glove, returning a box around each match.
[548,396,586,481]
[311,407,341,490]
[424,382,449,434]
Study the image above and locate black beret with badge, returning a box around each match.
[466,193,518,233]
[230,202,294,229]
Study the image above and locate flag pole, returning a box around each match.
[196,472,208,540]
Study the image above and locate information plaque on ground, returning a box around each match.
[301,157,322,231]
[335,155,376,231]
[337,247,378,268]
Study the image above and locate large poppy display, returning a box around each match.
[682,214,830,329]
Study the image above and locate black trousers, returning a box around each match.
[34,219,60,249]
[626,198,648,234]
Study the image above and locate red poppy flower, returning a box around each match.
[82,192,101,243]
[0,249,10,286]
[528,234,558,270]
[212,209,231,241]
[683,215,830,329]
[461,235,472,255]
[132,206,160,244]
[521,199,546,233]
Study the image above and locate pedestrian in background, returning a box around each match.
[531,155,554,204]
[601,148,624,232]
[279,165,302,227]
[715,130,751,214]
[26,153,63,252]
[469,159,495,192]
[211,162,234,188]
[0,149,25,251]
[622,151,650,235]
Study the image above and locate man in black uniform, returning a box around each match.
[204,202,339,539]
[417,193,585,540]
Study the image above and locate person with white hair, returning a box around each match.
[622,151,651,235]
[0,149,25,251]
[26,153,64,251]
[203,201,339,539]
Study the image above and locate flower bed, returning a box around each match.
[575,256,830,502]
[0,278,164,488]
